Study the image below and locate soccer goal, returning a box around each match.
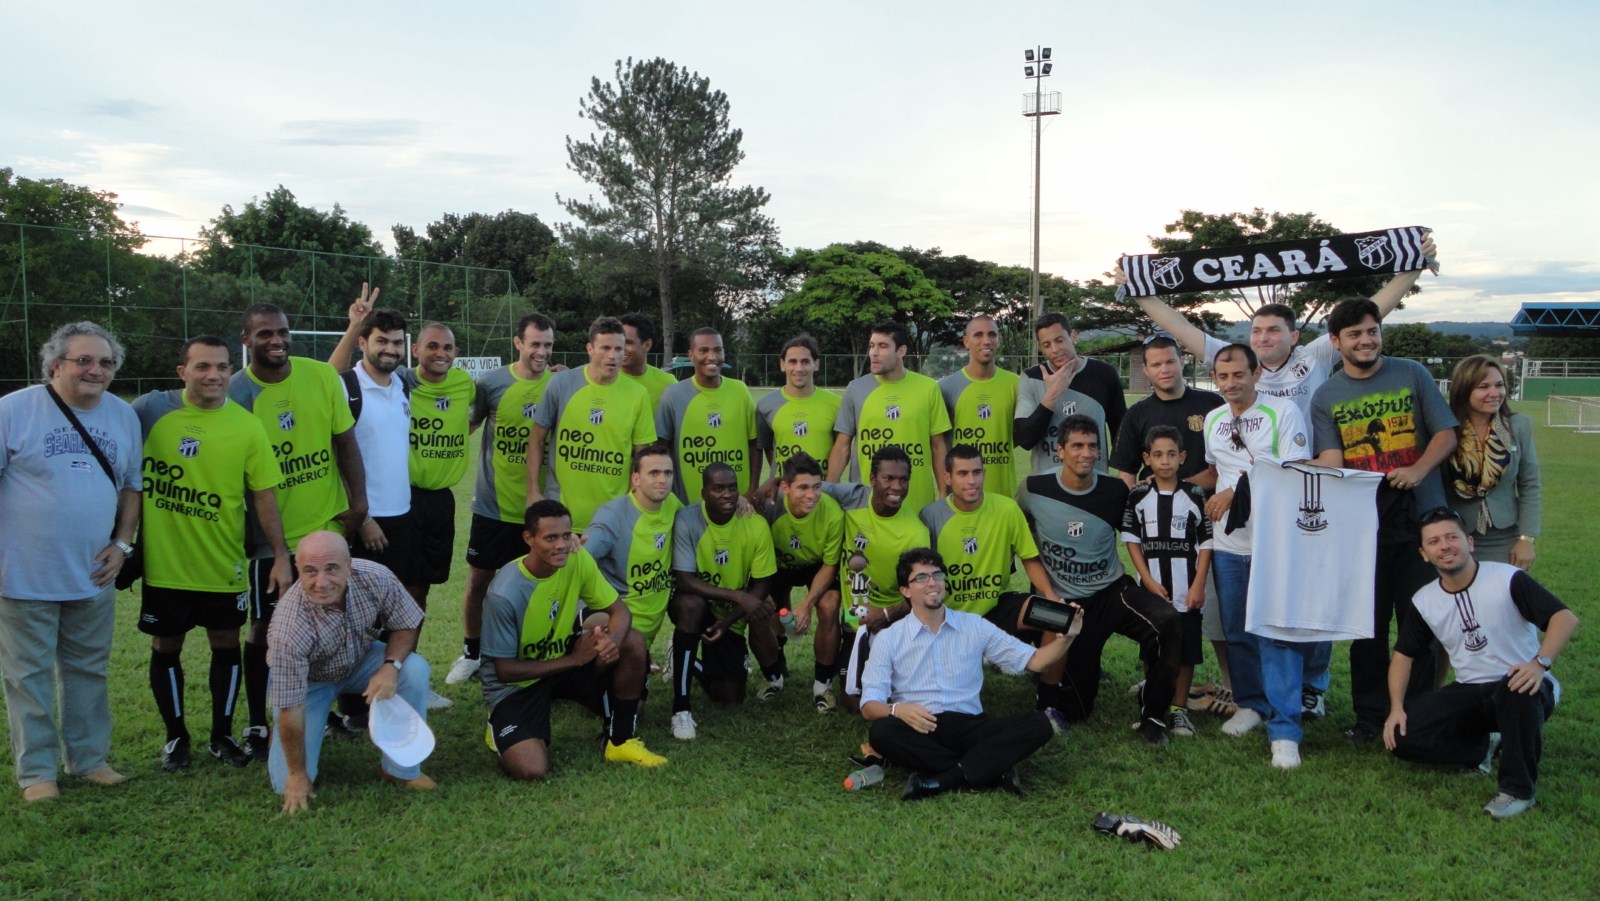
[1545,395,1600,433]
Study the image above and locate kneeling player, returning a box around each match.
[481,500,667,778]
[762,453,846,712]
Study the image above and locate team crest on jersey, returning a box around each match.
[853,531,869,551]
[962,536,978,555]
[71,459,92,471]
[1057,400,1078,416]
[522,402,538,419]
[714,548,730,567]
[1066,521,1084,538]
[788,534,802,550]
[707,411,722,429]
[977,403,992,420]
[588,408,604,425]
[1296,471,1328,533]
[435,396,451,412]
[885,405,901,421]
[177,436,200,458]
[548,599,561,621]
[654,533,667,551]
[1454,592,1489,653]
[1150,257,1184,290]
[792,421,809,437]
[1355,235,1394,270]
[235,592,248,612]
[1171,516,1190,534]
[1290,360,1311,379]
[278,411,296,431]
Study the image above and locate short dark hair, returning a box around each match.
[516,312,556,340]
[1140,335,1180,366]
[688,327,721,346]
[524,499,571,533]
[241,303,286,333]
[870,321,910,352]
[869,444,912,477]
[780,334,819,361]
[1055,413,1100,447]
[1253,304,1298,332]
[944,443,984,472]
[1211,342,1258,371]
[1418,506,1468,540]
[619,312,655,345]
[1034,311,1074,335]
[1326,297,1381,337]
[588,316,625,344]
[1143,425,1182,453]
[359,308,408,339]
[179,335,230,365]
[631,442,674,474]
[896,547,945,588]
[701,461,736,488]
[781,451,823,483]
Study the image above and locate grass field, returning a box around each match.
[2,408,1595,899]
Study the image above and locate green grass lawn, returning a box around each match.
[2,413,1595,899]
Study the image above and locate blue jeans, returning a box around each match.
[1304,641,1332,693]
[1211,552,1267,717]
[0,589,116,788]
[1258,639,1321,742]
[268,643,430,791]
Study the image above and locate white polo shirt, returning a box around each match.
[353,363,411,517]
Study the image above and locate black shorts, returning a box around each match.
[985,591,1038,641]
[1177,609,1203,667]
[140,584,250,636]
[466,514,526,572]
[691,604,750,683]
[248,555,297,624]
[487,666,608,751]
[767,563,823,610]
[409,486,457,585]
[351,513,423,585]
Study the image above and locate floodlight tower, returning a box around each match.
[1023,46,1061,337]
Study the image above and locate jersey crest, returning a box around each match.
[654,532,668,551]
[792,421,809,437]
[522,402,537,419]
[277,411,296,431]
[435,395,451,412]
[178,436,200,458]
[788,534,802,550]
[977,403,992,420]
[707,411,722,429]
[1067,521,1084,538]
[885,405,901,421]
[853,531,869,551]
[714,548,730,566]
[588,408,604,425]
[962,536,978,555]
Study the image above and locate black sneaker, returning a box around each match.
[161,736,192,772]
[325,714,362,742]
[1137,718,1170,747]
[1343,721,1381,744]
[242,725,269,760]
[208,736,251,768]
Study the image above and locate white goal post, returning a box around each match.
[1545,395,1600,433]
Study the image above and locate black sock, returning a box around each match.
[671,631,700,713]
[463,637,481,660]
[209,646,242,740]
[150,650,186,742]
[1036,680,1065,712]
[759,655,786,682]
[814,662,836,686]
[243,640,269,728]
[610,697,640,745]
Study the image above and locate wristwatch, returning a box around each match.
[1536,655,1552,671]
[384,658,404,671]
[1519,535,1537,544]
[114,540,135,555]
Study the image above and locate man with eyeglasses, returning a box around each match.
[1385,507,1578,819]
[1,322,141,802]
[860,548,1080,801]
[1201,343,1310,759]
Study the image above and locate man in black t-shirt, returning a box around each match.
[1112,335,1222,489]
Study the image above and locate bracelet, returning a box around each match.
[889,703,898,719]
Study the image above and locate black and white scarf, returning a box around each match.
[1117,226,1436,299]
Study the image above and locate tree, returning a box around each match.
[561,56,780,360]
[772,245,953,373]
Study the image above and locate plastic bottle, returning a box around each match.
[778,607,796,634]
[843,764,884,790]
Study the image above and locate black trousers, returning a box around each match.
[1349,537,1438,728]
[869,711,1052,786]
[1391,677,1555,800]
[1056,576,1181,723]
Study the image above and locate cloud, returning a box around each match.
[86,99,160,120]
[278,119,423,147]
[1445,260,1600,296]
[120,204,181,219]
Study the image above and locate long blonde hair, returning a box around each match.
[1448,355,1512,425]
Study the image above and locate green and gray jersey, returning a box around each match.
[472,365,550,523]
[533,367,657,532]
[755,387,841,473]
[919,492,1037,615]
[656,376,758,501]
[409,366,484,491]
[830,482,930,609]
[835,370,951,514]
[479,549,619,709]
[672,501,778,636]
[584,492,683,643]
[938,368,1019,498]
[762,490,846,571]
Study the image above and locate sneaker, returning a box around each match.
[22,781,59,803]
[242,725,269,761]
[79,766,130,786]
[757,677,784,702]
[1270,739,1302,770]
[815,690,838,714]
[1483,792,1536,820]
[1138,718,1170,746]
[1343,721,1381,744]
[604,737,669,768]
[1189,680,1223,700]
[161,736,192,772]
[1301,687,1326,720]
[425,689,454,711]
[661,654,675,685]
[208,736,251,768]
[1221,707,1264,737]
[325,715,362,742]
[1168,708,1196,738]
[671,710,697,741]
[1044,707,1071,737]
[1189,687,1238,717]
[445,654,481,685]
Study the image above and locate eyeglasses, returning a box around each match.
[1142,332,1175,346]
[907,571,948,585]
[1229,416,1247,452]
[60,355,119,371]
[1417,506,1464,527]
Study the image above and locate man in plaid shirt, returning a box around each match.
[265,531,433,813]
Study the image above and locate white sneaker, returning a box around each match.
[445,655,481,685]
[1221,707,1264,736]
[1270,739,1301,769]
[671,710,697,741]
[425,688,454,710]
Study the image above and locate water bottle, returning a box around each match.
[778,607,796,635]
[843,764,884,790]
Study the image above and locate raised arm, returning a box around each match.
[327,283,378,371]
[1370,234,1437,317]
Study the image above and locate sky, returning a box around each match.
[5,1,1598,323]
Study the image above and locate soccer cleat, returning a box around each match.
[208,736,251,768]
[445,654,481,685]
[604,737,669,768]
[380,769,437,791]
[1189,680,1223,700]
[1138,718,1170,746]
[1189,687,1238,717]
[425,689,454,711]
[1483,792,1536,820]
[1221,707,1264,737]
[1270,739,1302,770]
[671,710,697,741]
[1168,708,1196,738]
[815,689,838,714]
[1301,687,1326,720]
[242,725,270,761]
[161,736,192,772]
[757,678,784,702]
[1092,812,1182,850]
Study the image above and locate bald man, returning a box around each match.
[264,531,433,814]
